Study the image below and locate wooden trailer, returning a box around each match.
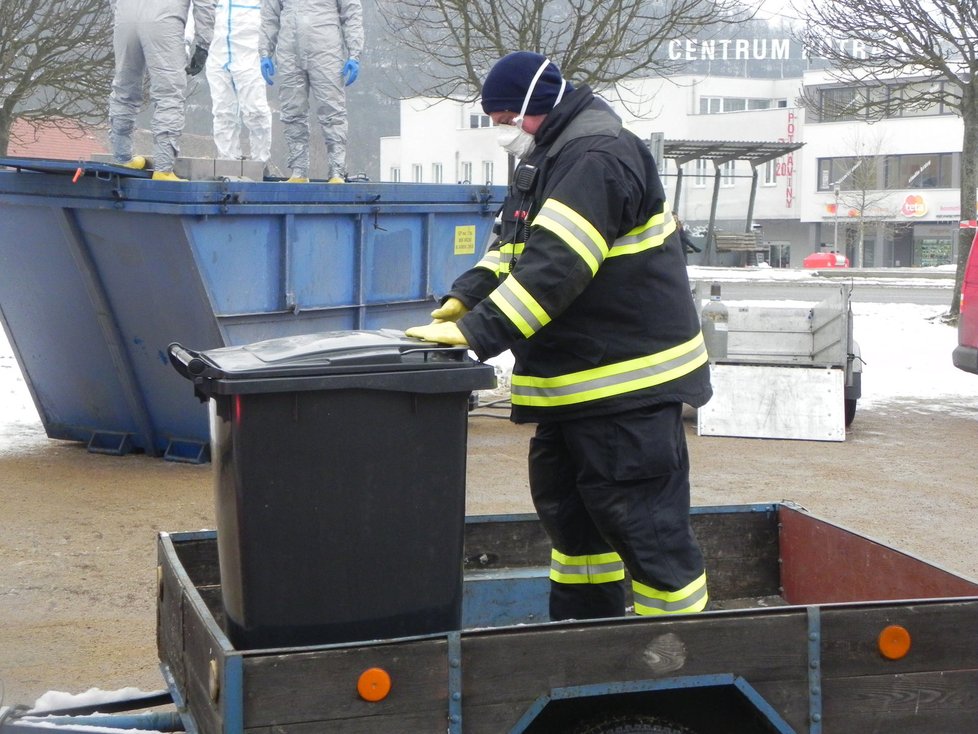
[156,503,978,733]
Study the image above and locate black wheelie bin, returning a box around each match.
[168,329,496,649]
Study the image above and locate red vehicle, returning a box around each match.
[953,229,978,374]
[803,250,850,269]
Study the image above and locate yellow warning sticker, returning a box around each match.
[454,225,476,255]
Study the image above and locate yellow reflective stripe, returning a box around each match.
[533,199,607,275]
[476,250,501,273]
[499,242,524,257]
[497,242,525,274]
[488,275,551,338]
[550,549,625,585]
[607,209,676,258]
[511,332,708,407]
[633,572,708,616]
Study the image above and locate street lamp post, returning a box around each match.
[833,186,840,251]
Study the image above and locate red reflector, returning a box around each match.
[234,395,242,423]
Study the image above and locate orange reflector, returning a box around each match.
[357,667,392,702]
[878,624,911,660]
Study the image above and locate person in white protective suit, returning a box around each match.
[259,0,364,183]
[205,0,273,164]
[108,0,217,181]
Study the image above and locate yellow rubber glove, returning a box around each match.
[430,297,469,323]
[404,321,469,346]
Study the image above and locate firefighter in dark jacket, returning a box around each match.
[406,51,713,621]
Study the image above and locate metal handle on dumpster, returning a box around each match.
[167,342,209,378]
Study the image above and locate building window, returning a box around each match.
[693,159,708,187]
[763,159,777,186]
[432,162,443,183]
[720,160,735,187]
[699,97,776,114]
[412,164,423,183]
[699,97,721,114]
[884,152,953,189]
[460,161,472,184]
[469,113,492,128]
[817,156,872,191]
[482,161,493,185]
[893,82,944,117]
[389,167,400,182]
[818,86,862,121]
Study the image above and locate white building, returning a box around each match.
[380,67,967,268]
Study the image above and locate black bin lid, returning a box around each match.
[168,329,496,397]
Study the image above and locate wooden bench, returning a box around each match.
[713,232,768,266]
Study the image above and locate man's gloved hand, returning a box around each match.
[430,297,468,323]
[260,57,276,85]
[342,58,360,86]
[185,45,208,76]
[404,321,469,346]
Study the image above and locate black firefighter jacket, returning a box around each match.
[450,85,712,423]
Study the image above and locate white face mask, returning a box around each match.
[495,57,567,159]
[497,118,535,158]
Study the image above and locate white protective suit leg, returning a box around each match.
[206,0,272,162]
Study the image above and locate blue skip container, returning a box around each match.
[0,157,503,461]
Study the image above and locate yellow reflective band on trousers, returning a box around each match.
[511,332,709,407]
[489,275,551,338]
[606,209,676,258]
[533,199,608,276]
[633,572,708,615]
[550,549,625,585]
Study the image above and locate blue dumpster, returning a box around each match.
[0,157,503,461]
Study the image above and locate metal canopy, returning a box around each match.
[662,139,806,265]
[665,139,803,167]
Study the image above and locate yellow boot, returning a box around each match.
[119,155,147,170]
[327,176,345,184]
[285,175,310,183]
[151,170,187,182]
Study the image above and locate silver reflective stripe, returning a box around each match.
[489,276,550,337]
[511,336,708,405]
[533,201,607,275]
[607,212,675,256]
[476,250,501,272]
[633,582,709,614]
[549,550,625,584]
[550,558,625,579]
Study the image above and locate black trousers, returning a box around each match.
[529,402,706,621]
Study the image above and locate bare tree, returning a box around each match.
[379,0,753,101]
[0,0,114,156]
[826,131,899,268]
[794,0,978,317]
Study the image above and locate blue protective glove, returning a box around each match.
[342,57,360,86]
[260,57,275,86]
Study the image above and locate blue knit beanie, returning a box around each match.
[481,52,571,115]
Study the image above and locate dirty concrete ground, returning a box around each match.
[1,396,977,709]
